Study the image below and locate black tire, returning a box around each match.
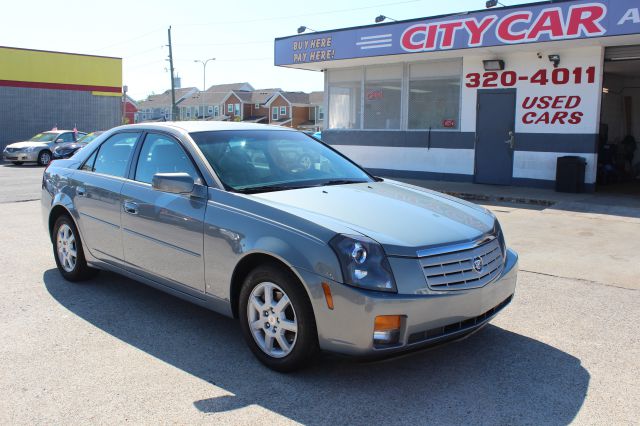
[37,150,52,166]
[52,215,97,281]
[12,161,23,166]
[239,264,318,372]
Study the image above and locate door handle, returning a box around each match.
[505,131,515,149]
[76,186,86,197]
[123,201,139,215]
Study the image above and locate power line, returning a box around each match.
[176,0,423,26]
[175,40,272,48]
[93,28,165,53]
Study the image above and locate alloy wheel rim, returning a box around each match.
[247,281,298,358]
[41,152,51,165]
[56,224,77,272]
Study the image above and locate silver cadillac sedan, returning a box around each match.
[42,122,518,372]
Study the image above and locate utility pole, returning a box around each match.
[167,26,177,121]
[194,58,215,120]
[121,85,128,124]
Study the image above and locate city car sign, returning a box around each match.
[275,0,640,66]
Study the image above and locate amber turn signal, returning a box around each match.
[321,282,334,310]
[374,315,401,331]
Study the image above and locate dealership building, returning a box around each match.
[0,46,122,150]
[275,0,640,192]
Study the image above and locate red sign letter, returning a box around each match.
[439,21,464,49]
[497,12,533,43]
[567,4,606,37]
[464,16,497,46]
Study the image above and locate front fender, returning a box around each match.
[204,189,343,301]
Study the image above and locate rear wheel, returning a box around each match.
[239,264,318,372]
[38,150,52,166]
[52,215,96,281]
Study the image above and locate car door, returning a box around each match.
[73,132,141,264]
[120,132,207,293]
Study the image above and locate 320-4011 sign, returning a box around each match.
[465,66,596,88]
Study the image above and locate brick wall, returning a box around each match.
[292,106,311,128]
[269,96,290,126]
[224,94,242,120]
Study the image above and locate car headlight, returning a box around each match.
[329,234,397,293]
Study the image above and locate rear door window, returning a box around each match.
[91,133,139,178]
[57,133,75,143]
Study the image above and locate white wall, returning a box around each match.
[460,45,603,184]
[461,46,604,134]
[334,146,475,176]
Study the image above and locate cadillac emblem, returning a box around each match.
[472,256,484,273]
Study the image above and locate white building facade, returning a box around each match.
[275,0,640,191]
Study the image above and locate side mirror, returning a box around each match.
[152,172,194,194]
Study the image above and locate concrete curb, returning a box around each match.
[442,191,556,207]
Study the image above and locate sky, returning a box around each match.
[3,0,541,100]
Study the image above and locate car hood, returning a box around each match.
[5,141,49,149]
[251,180,496,257]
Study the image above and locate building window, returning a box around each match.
[363,64,402,130]
[272,107,278,120]
[208,106,214,115]
[186,109,191,118]
[408,61,461,130]
[280,106,287,116]
[235,103,241,116]
[328,68,362,129]
[318,105,324,121]
[255,103,260,109]
[214,106,219,117]
[228,103,233,113]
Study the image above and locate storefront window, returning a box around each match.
[408,61,461,130]
[328,68,362,129]
[364,65,402,130]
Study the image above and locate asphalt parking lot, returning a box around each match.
[1,163,638,424]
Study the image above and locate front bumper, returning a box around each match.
[3,151,38,162]
[298,249,518,356]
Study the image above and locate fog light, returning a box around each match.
[373,315,402,346]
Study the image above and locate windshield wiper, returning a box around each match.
[236,184,311,194]
[320,179,369,186]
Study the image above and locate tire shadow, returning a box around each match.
[43,268,589,425]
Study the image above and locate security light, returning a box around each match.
[486,0,506,8]
[483,59,505,71]
[375,15,397,23]
[548,54,561,68]
[298,26,316,34]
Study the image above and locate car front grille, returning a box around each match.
[418,236,504,291]
[407,295,512,344]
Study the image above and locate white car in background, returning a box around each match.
[3,130,87,166]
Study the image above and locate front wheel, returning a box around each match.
[52,215,96,281]
[239,264,318,372]
[38,150,52,166]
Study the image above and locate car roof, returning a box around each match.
[41,130,75,134]
[121,121,298,133]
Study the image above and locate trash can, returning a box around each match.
[555,156,586,193]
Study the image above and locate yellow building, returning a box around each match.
[0,46,122,149]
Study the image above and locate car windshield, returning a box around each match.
[190,130,373,193]
[77,132,100,143]
[29,132,58,142]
